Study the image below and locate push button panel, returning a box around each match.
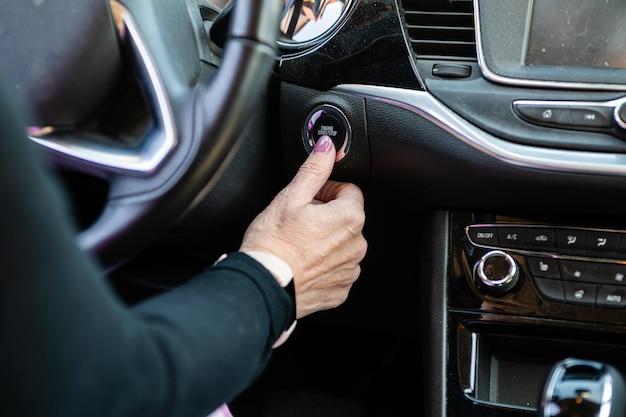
[467,225,626,259]
[513,99,618,134]
[466,224,626,308]
[514,104,572,127]
[528,259,626,308]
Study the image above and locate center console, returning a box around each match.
[448,213,626,417]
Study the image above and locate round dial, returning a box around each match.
[474,250,520,293]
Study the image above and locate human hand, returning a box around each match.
[240,136,367,319]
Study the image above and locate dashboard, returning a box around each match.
[271,0,626,416]
[17,0,626,414]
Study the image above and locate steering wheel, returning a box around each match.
[0,0,281,268]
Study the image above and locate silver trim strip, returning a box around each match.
[466,224,626,265]
[473,0,626,91]
[514,99,617,109]
[29,1,177,174]
[467,332,478,394]
[335,84,626,176]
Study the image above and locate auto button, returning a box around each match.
[596,285,626,308]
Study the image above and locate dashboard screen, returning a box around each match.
[526,0,626,69]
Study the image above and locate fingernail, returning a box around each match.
[313,135,333,153]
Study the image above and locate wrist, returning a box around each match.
[218,251,297,348]
[241,250,294,288]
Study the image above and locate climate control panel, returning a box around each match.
[467,224,626,309]
[468,225,626,257]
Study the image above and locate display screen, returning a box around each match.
[526,0,626,69]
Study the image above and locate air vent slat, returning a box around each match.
[402,1,477,61]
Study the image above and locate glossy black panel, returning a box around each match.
[447,312,626,417]
[446,213,626,417]
[450,213,626,325]
[279,83,370,186]
[279,0,422,90]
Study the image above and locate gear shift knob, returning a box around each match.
[540,359,625,417]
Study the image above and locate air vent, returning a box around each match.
[403,0,477,61]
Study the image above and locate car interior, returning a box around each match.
[6,0,626,416]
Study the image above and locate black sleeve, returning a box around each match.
[0,82,294,417]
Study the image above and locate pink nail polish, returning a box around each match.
[313,135,333,153]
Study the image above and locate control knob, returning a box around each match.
[474,250,520,293]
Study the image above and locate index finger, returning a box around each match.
[316,181,364,206]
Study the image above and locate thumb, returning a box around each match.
[287,135,336,204]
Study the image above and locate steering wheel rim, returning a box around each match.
[23,0,281,268]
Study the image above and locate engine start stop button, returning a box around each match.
[303,104,352,162]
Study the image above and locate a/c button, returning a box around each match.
[498,228,526,249]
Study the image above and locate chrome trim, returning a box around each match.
[467,332,478,394]
[600,375,614,417]
[474,0,626,91]
[278,0,353,53]
[541,360,566,417]
[302,104,352,162]
[466,224,626,265]
[514,99,617,109]
[335,84,626,176]
[615,103,626,130]
[541,359,615,417]
[28,1,177,174]
[476,250,518,288]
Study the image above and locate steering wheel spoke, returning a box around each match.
[14,0,282,268]
[28,3,177,178]
[29,129,173,178]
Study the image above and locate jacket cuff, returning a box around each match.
[211,252,295,347]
